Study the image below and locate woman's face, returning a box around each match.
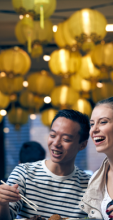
[90,104,113,156]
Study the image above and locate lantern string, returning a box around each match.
[40,5,44,29]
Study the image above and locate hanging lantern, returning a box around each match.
[15,18,53,53]
[91,43,113,72]
[0,75,23,95]
[31,43,43,58]
[49,49,82,76]
[19,90,44,111]
[54,23,67,48]
[8,107,28,130]
[70,73,96,92]
[41,108,57,126]
[68,8,107,46]
[0,47,31,76]
[12,0,56,28]
[51,85,80,109]
[72,98,92,117]
[77,54,100,79]
[28,70,55,96]
[92,82,113,103]
[0,91,10,109]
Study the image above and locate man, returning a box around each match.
[0,109,90,220]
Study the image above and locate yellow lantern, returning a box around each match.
[92,82,113,103]
[54,23,67,48]
[15,18,53,51]
[8,107,28,129]
[41,108,57,126]
[0,91,10,109]
[51,85,80,109]
[12,0,56,28]
[31,43,43,58]
[0,47,31,76]
[0,76,23,95]
[72,98,92,117]
[70,73,96,92]
[68,8,107,44]
[49,49,82,76]
[77,54,100,79]
[19,90,44,111]
[91,43,113,72]
[63,20,77,48]
[28,70,55,96]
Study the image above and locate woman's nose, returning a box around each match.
[91,124,99,133]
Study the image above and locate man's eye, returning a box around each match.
[63,139,71,142]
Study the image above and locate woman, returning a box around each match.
[79,96,113,220]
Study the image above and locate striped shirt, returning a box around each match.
[7,160,90,219]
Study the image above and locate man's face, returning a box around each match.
[48,117,86,165]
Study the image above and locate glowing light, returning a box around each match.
[96,82,103,88]
[0,109,7,116]
[44,96,51,103]
[26,14,30,18]
[30,114,36,120]
[43,55,50,61]
[19,15,24,20]
[3,127,9,133]
[23,81,28,87]
[106,24,113,32]
[53,25,58,32]
[0,72,6,77]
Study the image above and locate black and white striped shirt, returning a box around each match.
[7,160,90,219]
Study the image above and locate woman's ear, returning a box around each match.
[79,140,88,151]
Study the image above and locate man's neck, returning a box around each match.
[45,159,75,176]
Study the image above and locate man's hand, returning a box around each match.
[0,183,21,206]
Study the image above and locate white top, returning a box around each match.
[7,159,90,220]
[101,185,112,220]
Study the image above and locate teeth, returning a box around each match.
[53,151,62,155]
[93,137,105,141]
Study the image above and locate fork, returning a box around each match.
[1,180,38,211]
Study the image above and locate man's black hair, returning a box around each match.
[19,141,46,163]
[51,109,90,143]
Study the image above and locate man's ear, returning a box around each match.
[79,140,88,151]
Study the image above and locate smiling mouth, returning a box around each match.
[52,150,62,155]
[93,136,105,143]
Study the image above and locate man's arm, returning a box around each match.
[0,184,21,220]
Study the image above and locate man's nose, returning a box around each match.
[53,137,61,147]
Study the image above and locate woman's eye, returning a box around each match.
[100,121,107,124]
[90,123,94,127]
[50,134,55,138]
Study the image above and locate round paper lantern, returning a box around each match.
[68,8,107,43]
[0,47,31,76]
[70,74,96,92]
[72,98,92,117]
[28,70,55,96]
[8,107,28,129]
[41,108,57,126]
[91,43,113,72]
[15,19,53,47]
[0,92,10,109]
[12,0,56,28]
[92,82,113,103]
[19,90,44,110]
[0,76,23,95]
[54,22,66,48]
[77,54,100,79]
[51,85,80,109]
[49,49,82,76]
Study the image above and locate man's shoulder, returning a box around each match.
[74,166,91,180]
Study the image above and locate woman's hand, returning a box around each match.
[0,183,21,206]
[106,204,113,219]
